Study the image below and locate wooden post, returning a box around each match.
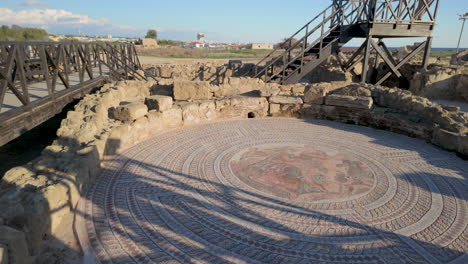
[16,44,30,104]
[422,37,432,70]
[361,36,372,83]
[39,45,53,96]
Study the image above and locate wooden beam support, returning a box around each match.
[370,39,402,78]
[342,40,367,70]
[375,41,427,85]
[361,36,372,83]
[0,45,17,111]
[15,45,29,104]
[422,36,433,70]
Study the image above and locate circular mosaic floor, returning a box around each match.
[80,119,468,264]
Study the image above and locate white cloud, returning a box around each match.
[0,8,143,37]
[20,0,48,7]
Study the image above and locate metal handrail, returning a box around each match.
[266,25,340,83]
[253,3,348,79]
[252,0,364,81]
[252,3,336,69]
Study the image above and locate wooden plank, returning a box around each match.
[39,45,53,96]
[370,23,434,37]
[342,40,367,70]
[0,45,18,111]
[361,37,372,83]
[378,41,398,66]
[376,41,427,85]
[15,44,30,104]
[0,71,28,106]
[370,39,402,78]
[422,37,432,70]
[47,45,61,92]
[0,76,106,147]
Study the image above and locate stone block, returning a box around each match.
[42,183,71,232]
[269,96,303,105]
[281,104,302,114]
[215,98,231,111]
[181,102,203,125]
[199,101,217,120]
[147,107,183,132]
[258,88,280,97]
[151,79,174,96]
[145,95,173,112]
[218,96,268,119]
[325,95,373,109]
[291,84,308,96]
[301,104,323,119]
[331,84,372,97]
[432,127,459,151]
[440,105,460,112]
[279,85,292,94]
[119,97,144,106]
[106,124,131,155]
[173,81,212,101]
[304,86,328,104]
[457,134,468,156]
[269,103,280,115]
[114,103,148,122]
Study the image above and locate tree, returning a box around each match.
[145,29,157,40]
[0,25,48,41]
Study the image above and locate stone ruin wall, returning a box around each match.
[1,69,468,263]
[410,66,468,102]
[144,62,256,85]
[143,57,356,85]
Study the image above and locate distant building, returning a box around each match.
[142,38,158,48]
[249,43,274,50]
[188,41,204,48]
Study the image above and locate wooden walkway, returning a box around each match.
[0,42,147,147]
[1,66,109,114]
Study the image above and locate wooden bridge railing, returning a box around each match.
[0,41,147,112]
[334,0,440,26]
[0,41,151,147]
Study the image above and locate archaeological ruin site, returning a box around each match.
[0,0,467,264]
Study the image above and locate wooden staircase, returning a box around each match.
[251,1,364,84]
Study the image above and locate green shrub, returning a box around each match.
[0,25,48,41]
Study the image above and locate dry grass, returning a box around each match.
[136,47,284,59]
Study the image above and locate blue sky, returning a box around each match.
[0,0,467,47]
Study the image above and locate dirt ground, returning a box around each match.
[138,56,260,65]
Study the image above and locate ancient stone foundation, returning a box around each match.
[145,62,255,85]
[1,76,467,263]
[410,66,468,102]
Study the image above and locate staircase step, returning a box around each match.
[304,52,319,58]
[251,10,350,85]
